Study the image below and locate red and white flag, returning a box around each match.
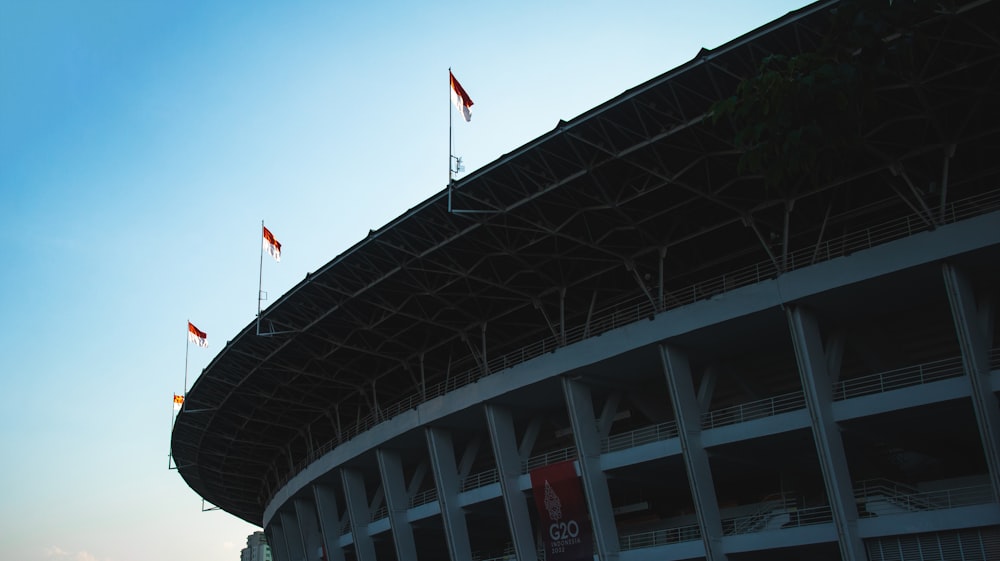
[263,226,281,262]
[173,393,185,411]
[188,321,208,348]
[450,71,474,122]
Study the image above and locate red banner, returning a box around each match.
[530,460,593,561]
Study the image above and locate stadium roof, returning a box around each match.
[171,0,1000,525]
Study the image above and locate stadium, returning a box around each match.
[170,0,1000,560]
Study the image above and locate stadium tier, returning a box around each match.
[170,0,1000,559]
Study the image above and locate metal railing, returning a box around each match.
[602,421,678,453]
[777,504,834,528]
[269,189,1000,501]
[854,478,921,498]
[472,544,517,561]
[701,390,806,429]
[833,356,966,400]
[723,501,834,534]
[461,468,500,492]
[612,480,993,553]
[722,496,795,535]
[856,481,994,514]
[523,446,577,472]
[619,523,702,551]
[408,487,437,508]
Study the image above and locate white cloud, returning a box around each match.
[42,546,104,561]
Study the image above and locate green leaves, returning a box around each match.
[711,0,936,194]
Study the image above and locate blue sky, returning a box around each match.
[0,1,806,559]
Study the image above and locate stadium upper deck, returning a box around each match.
[171,0,1000,538]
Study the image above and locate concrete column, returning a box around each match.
[294,497,325,561]
[426,426,473,561]
[312,483,346,561]
[660,345,727,561]
[943,263,1000,501]
[562,377,620,561]
[280,510,306,561]
[266,524,290,561]
[341,468,377,561]
[787,305,866,561]
[376,448,420,561]
[484,403,538,561]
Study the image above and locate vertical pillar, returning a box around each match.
[267,524,290,561]
[426,426,474,561]
[341,468,377,561]
[943,263,1000,501]
[660,345,727,561]
[313,483,346,561]
[562,377,620,561]
[294,497,325,561]
[376,448,420,561]
[281,510,307,561]
[787,305,866,561]
[484,404,538,561]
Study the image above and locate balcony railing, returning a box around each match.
[608,482,992,554]
[523,446,577,472]
[408,487,437,508]
[461,468,500,492]
[602,421,678,453]
[601,349,999,461]
[721,496,795,535]
[619,523,702,551]
[471,544,517,561]
[777,504,834,528]
[835,348,1000,400]
[855,480,994,514]
[833,356,966,400]
[269,189,1000,502]
[701,390,806,430]
[385,478,991,551]
[719,502,834,536]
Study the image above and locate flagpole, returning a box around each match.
[168,402,175,469]
[184,320,190,395]
[448,67,454,213]
[258,220,265,335]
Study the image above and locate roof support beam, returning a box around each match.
[425,426,474,561]
[266,523,289,561]
[279,510,307,561]
[294,497,325,561]
[660,345,727,561]
[562,377,620,561]
[787,305,866,561]
[341,468,377,561]
[376,448,419,561]
[485,403,539,561]
[943,262,1000,502]
[313,483,346,561]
